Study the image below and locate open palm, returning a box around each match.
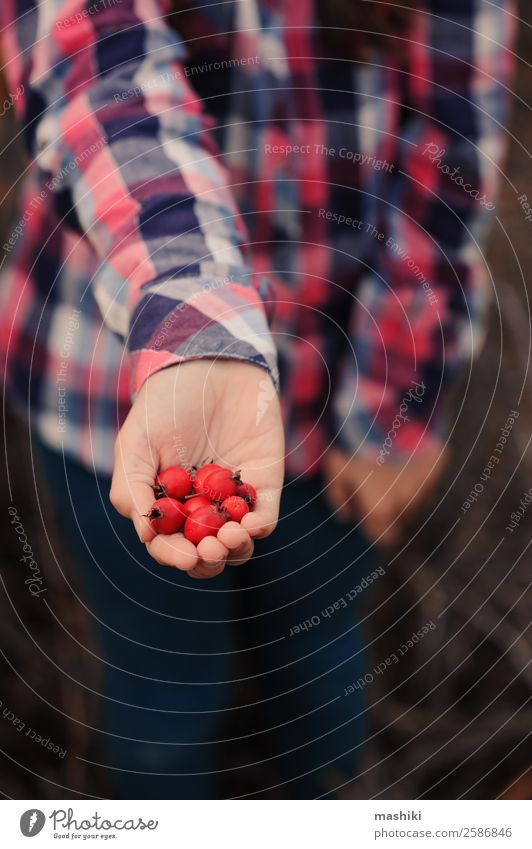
[110,360,285,578]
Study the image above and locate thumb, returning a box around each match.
[110,432,157,543]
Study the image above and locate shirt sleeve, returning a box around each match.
[330,0,515,460]
[0,0,278,396]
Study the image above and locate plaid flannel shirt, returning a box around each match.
[0,0,515,476]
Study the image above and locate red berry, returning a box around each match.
[181,495,212,518]
[193,463,224,494]
[236,482,257,508]
[146,497,185,534]
[220,495,249,522]
[184,505,226,545]
[202,468,238,501]
[155,466,193,500]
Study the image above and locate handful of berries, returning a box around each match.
[145,463,257,545]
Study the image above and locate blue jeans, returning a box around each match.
[36,442,375,799]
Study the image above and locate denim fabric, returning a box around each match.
[36,442,376,799]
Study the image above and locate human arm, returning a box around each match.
[0,0,284,571]
[324,0,515,543]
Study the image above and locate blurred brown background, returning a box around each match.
[0,2,531,800]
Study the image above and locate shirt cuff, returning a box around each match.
[329,376,445,463]
[127,269,278,398]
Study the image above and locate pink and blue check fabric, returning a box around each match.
[0,0,515,475]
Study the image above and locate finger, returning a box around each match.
[216,522,254,566]
[226,537,254,566]
[235,471,282,539]
[188,562,226,580]
[365,518,401,548]
[217,521,251,551]
[146,533,199,570]
[404,466,441,518]
[110,476,156,542]
[377,525,401,548]
[196,535,229,570]
[240,486,281,538]
[356,500,402,548]
[131,492,158,543]
[324,478,352,524]
[110,439,157,543]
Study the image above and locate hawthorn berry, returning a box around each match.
[235,482,257,508]
[193,463,224,494]
[145,497,186,534]
[184,505,226,545]
[181,495,212,518]
[202,467,240,501]
[220,495,249,522]
[155,465,193,500]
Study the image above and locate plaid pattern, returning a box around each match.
[0,0,515,475]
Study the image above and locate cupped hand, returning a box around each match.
[110,360,285,578]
